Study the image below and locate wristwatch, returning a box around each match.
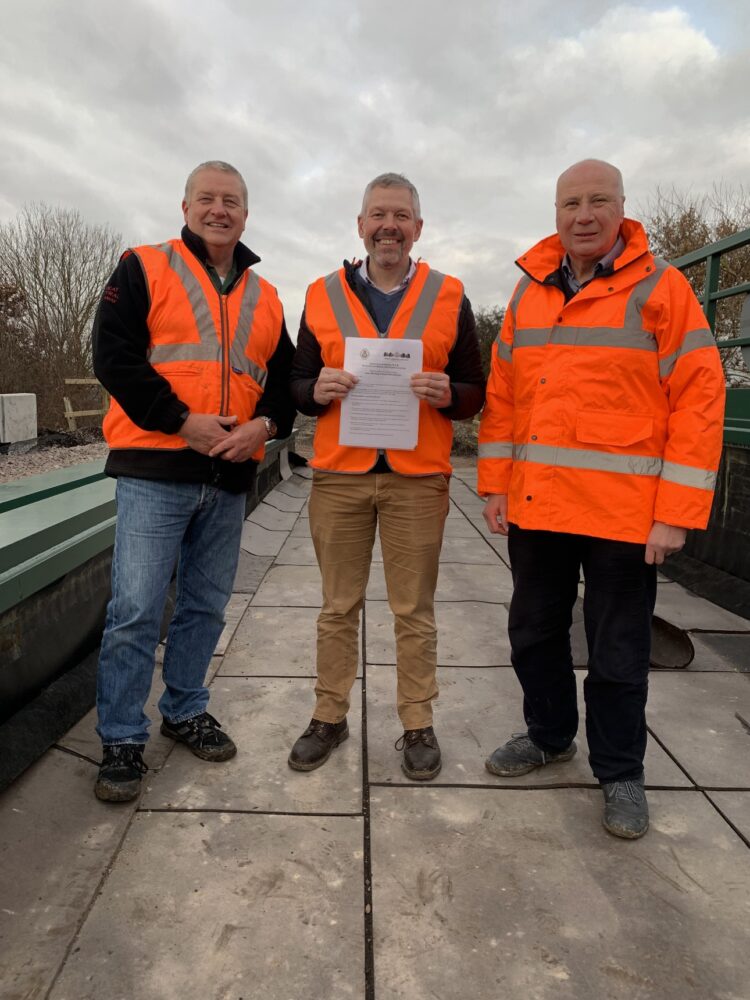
[260,415,277,439]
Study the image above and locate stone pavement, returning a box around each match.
[2,461,750,1000]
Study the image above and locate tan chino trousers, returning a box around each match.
[309,471,449,730]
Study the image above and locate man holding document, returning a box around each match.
[288,172,485,780]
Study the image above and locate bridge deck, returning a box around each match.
[2,461,749,1000]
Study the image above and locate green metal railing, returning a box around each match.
[671,227,750,447]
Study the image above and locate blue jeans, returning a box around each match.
[96,477,245,745]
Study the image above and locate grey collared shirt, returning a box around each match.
[562,234,625,294]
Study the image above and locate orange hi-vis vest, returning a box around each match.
[478,219,726,544]
[103,239,284,460]
[305,262,464,475]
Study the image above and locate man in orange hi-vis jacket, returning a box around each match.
[478,159,725,839]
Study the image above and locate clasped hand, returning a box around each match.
[180,413,268,463]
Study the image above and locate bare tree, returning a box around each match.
[0,204,122,428]
[474,305,505,379]
[642,184,750,386]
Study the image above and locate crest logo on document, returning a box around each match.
[360,348,370,359]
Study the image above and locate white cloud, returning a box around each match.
[0,0,748,326]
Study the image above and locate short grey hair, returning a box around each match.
[184,161,248,208]
[361,172,421,220]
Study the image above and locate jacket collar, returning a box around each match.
[181,225,261,273]
[516,218,652,284]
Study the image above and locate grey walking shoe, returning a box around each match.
[485,732,577,777]
[602,776,649,839]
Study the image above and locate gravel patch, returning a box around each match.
[0,442,109,483]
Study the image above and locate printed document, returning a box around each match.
[340,338,423,450]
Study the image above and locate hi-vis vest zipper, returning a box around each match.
[103,239,283,459]
[305,262,463,475]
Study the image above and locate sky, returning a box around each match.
[1,0,748,331]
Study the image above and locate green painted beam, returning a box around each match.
[0,459,107,513]
[0,518,116,615]
[671,227,750,270]
[0,479,116,573]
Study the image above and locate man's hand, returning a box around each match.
[180,413,237,455]
[208,417,269,463]
[410,371,452,408]
[483,494,509,535]
[645,521,687,565]
[313,367,358,405]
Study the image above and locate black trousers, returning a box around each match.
[507,525,657,782]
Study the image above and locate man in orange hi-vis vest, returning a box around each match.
[92,161,295,802]
[288,173,485,780]
[478,159,725,838]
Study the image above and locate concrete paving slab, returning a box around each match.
[250,566,323,608]
[441,517,488,538]
[245,502,299,531]
[263,488,307,513]
[648,672,750,787]
[213,594,251,655]
[233,550,273,594]
[370,787,750,1000]
[365,667,689,787]
[366,562,513,602]
[239,520,287,557]
[251,565,323,607]
[291,464,313,478]
[706,791,750,841]
[221,606,325,676]
[366,600,512,665]
[0,749,135,1000]
[142,677,362,813]
[289,519,313,538]
[690,632,750,672]
[275,534,319,565]
[58,656,224,767]
[49,812,364,1000]
[655,581,750,631]
[274,478,311,498]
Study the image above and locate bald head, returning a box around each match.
[555,159,626,280]
[556,159,624,203]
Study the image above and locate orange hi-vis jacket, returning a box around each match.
[305,262,464,475]
[478,219,726,544]
[103,239,284,461]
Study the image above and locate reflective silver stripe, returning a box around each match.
[230,271,267,387]
[324,271,362,338]
[323,266,447,341]
[661,460,716,490]
[478,441,514,459]
[148,243,218,363]
[403,268,445,341]
[514,442,663,477]
[508,275,532,322]
[495,337,512,363]
[514,326,657,351]
[659,328,717,378]
[513,328,549,348]
[623,256,669,328]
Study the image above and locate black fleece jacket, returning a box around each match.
[291,260,486,421]
[93,227,295,493]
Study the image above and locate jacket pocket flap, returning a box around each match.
[576,410,653,447]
